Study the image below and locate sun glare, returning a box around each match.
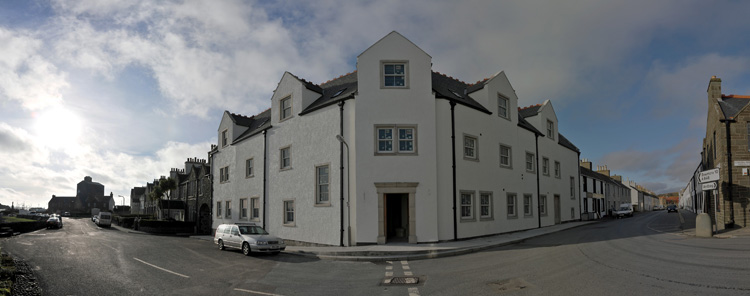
[34,106,84,151]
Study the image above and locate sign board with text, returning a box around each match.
[698,168,720,183]
[735,161,750,167]
[701,182,717,191]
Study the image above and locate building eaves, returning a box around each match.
[286,72,323,94]
[517,116,543,136]
[558,133,580,153]
[431,71,492,114]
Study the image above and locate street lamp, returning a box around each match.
[335,134,351,246]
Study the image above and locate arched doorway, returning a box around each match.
[198,203,212,234]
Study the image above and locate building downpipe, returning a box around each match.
[339,101,345,247]
[450,101,458,241]
[577,151,582,221]
[262,130,268,229]
[535,134,541,228]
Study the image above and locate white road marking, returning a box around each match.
[404,271,413,276]
[385,271,393,277]
[408,287,420,296]
[133,257,190,278]
[403,265,410,270]
[386,266,393,270]
[400,260,408,265]
[234,288,284,296]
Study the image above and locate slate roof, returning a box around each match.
[717,95,750,119]
[558,134,580,153]
[299,71,358,115]
[517,116,542,135]
[431,72,492,114]
[49,196,76,204]
[519,104,542,118]
[232,109,272,144]
[580,166,609,180]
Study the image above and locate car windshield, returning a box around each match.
[619,207,629,211]
[101,214,111,219]
[47,218,58,222]
[238,225,268,235]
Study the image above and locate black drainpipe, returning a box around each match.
[262,130,268,229]
[720,118,735,228]
[577,151,582,221]
[339,101,345,247]
[450,101,458,241]
[535,134,541,228]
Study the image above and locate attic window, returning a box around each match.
[331,88,346,98]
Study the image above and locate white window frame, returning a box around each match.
[554,161,561,178]
[524,194,533,216]
[221,129,228,147]
[280,146,292,170]
[283,200,295,226]
[542,157,550,176]
[316,164,330,205]
[525,152,535,173]
[375,125,417,155]
[498,94,510,119]
[250,197,260,221]
[463,134,478,161]
[240,198,248,219]
[499,144,512,168]
[381,61,409,88]
[570,176,576,199]
[507,193,517,217]
[540,194,547,216]
[216,201,221,218]
[246,158,254,178]
[460,191,475,221]
[280,96,292,121]
[480,191,493,220]
[225,200,231,218]
[547,120,555,140]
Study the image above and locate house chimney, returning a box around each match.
[612,175,622,182]
[708,75,722,104]
[596,165,611,177]
[579,159,592,170]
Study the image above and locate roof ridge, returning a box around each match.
[722,94,750,99]
[321,70,357,86]
[432,71,469,85]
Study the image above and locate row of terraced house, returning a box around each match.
[130,32,657,244]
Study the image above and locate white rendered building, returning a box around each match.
[211,32,581,246]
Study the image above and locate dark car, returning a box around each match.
[46,217,62,229]
[667,205,677,213]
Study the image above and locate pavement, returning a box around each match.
[678,209,750,239]
[189,221,598,261]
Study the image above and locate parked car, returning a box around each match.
[46,217,62,229]
[214,223,286,255]
[653,205,664,211]
[96,212,112,227]
[62,212,70,217]
[667,205,677,213]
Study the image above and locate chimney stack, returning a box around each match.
[708,75,722,105]
[596,165,611,177]
[612,175,622,182]
[580,158,592,170]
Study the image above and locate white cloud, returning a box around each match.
[0,28,68,110]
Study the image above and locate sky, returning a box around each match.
[1,0,750,208]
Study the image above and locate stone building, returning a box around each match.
[48,176,114,214]
[702,76,750,230]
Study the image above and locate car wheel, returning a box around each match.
[218,240,225,250]
[242,242,251,256]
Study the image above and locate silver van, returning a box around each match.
[214,223,286,255]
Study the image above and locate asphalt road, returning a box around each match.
[2,211,749,295]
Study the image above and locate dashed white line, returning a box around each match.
[234,288,284,296]
[386,266,393,270]
[386,271,393,277]
[404,271,413,276]
[133,258,190,278]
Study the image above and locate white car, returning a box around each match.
[214,223,286,255]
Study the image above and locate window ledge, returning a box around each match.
[314,203,332,207]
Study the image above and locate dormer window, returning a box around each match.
[546,120,555,140]
[382,61,408,88]
[221,130,228,147]
[498,94,509,119]
[280,96,292,121]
